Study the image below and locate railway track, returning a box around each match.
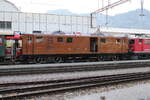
[0,72,150,100]
[0,60,150,76]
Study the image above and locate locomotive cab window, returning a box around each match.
[129,40,135,44]
[36,36,44,43]
[67,37,73,43]
[100,38,106,43]
[57,37,63,42]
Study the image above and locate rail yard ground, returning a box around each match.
[30,79,150,100]
[1,60,150,99]
[2,76,150,100]
[1,60,150,76]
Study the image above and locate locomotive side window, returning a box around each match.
[67,37,73,43]
[36,36,44,43]
[139,39,142,44]
[100,38,106,43]
[57,37,63,42]
[27,37,32,43]
[129,40,135,44]
[116,39,121,43]
[145,40,150,44]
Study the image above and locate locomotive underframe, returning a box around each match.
[17,53,129,63]
[130,52,150,60]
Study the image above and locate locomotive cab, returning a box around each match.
[129,38,144,53]
[5,35,22,60]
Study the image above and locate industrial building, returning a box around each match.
[0,0,96,35]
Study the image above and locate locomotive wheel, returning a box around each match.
[35,57,46,64]
[46,57,53,63]
[97,56,103,61]
[0,58,4,62]
[111,56,119,61]
[54,57,63,63]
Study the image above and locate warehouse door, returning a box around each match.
[90,38,98,52]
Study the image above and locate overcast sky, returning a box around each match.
[9,0,150,15]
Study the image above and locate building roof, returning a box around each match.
[0,0,20,12]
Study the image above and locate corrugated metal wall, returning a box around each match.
[0,11,96,34]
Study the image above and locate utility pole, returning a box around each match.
[139,0,144,16]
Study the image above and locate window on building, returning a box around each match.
[36,36,44,43]
[57,37,63,42]
[0,21,12,29]
[100,38,106,43]
[67,37,73,43]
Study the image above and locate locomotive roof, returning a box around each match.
[21,34,127,39]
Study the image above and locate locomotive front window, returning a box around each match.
[67,37,73,43]
[129,40,135,44]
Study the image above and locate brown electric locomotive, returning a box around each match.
[18,34,128,63]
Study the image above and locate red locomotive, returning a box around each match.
[129,37,150,59]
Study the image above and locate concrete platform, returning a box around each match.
[1,59,150,69]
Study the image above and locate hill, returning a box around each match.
[47,9,150,29]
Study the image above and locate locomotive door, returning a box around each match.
[138,39,143,51]
[0,36,5,57]
[24,36,34,54]
[90,38,98,52]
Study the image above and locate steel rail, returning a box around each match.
[0,61,150,76]
[0,72,150,100]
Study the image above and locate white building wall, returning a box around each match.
[0,11,96,34]
[0,0,19,12]
[0,0,96,34]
